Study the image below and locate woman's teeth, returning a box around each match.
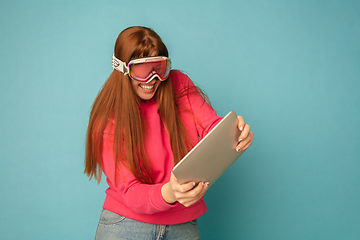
[140,84,154,90]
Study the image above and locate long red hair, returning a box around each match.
[84,26,206,184]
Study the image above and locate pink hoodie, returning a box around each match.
[101,71,222,225]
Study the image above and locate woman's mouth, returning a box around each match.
[140,84,154,91]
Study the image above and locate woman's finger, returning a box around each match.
[238,124,250,143]
[237,115,245,131]
[186,182,208,198]
[178,182,209,207]
[173,181,196,193]
[236,130,253,151]
[170,172,196,193]
[175,182,202,199]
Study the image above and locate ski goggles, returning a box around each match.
[112,55,172,83]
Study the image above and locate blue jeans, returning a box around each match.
[95,209,201,240]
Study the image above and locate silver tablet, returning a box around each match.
[172,110,246,187]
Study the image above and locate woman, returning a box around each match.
[85,26,253,240]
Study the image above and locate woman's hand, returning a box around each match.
[236,115,253,152]
[161,172,209,207]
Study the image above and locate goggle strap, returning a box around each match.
[112,55,129,75]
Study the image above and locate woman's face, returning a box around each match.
[130,52,162,101]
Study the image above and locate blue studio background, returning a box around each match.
[1,0,359,239]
